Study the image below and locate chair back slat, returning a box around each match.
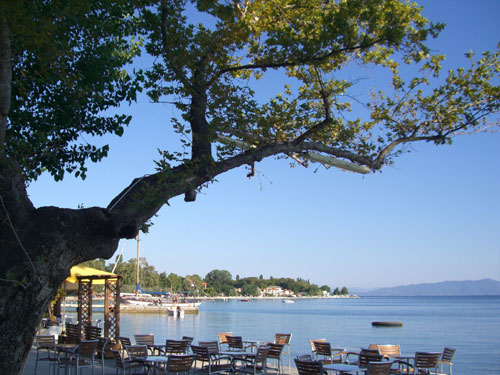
[275,333,292,345]
[309,339,325,353]
[191,345,210,361]
[313,342,331,357]
[226,335,244,351]
[135,334,154,346]
[377,345,400,358]
[36,335,56,348]
[166,355,195,373]
[366,361,393,375]
[65,323,81,344]
[126,345,148,359]
[415,352,441,369]
[217,332,232,345]
[268,343,284,360]
[294,358,324,375]
[79,340,99,356]
[256,345,270,363]
[358,349,383,367]
[441,347,456,362]
[166,339,189,354]
[85,325,102,340]
[199,341,220,354]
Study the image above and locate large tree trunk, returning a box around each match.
[0,160,121,374]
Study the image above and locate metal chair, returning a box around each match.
[366,361,393,375]
[274,334,292,370]
[191,344,232,375]
[377,345,401,359]
[234,345,270,375]
[294,358,324,375]
[119,337,132,357]
[34,335,58,375]
[57,339,99,375]
[312,341,344,364]
[438,347,456,375]
[110,349,145,375]
[266,343,284,374]
[199,341,220,354]
[217,332,232,350]
[134,334,155,355]
[413,352,441,374]
[126,345,149,361]
[165,339,189,355]
[149,355,196,375]
[226,336,245,352]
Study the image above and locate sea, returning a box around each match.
[96,296,499,375]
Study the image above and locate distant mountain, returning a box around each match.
[360,278,500,296]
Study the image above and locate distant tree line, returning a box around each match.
[80,259,339,296]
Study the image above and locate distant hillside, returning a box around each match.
[361,278,500,296]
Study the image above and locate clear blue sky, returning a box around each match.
[28,0,500,289]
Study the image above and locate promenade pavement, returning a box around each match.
[23,347,298,375]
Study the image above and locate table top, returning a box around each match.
[219,351,253,356]
[137,355,170,363]
[55,343,78,351]
[324,363,362,372]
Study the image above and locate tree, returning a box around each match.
[1,1,499,373]
[341,286,349,295]
[204,269,233,294]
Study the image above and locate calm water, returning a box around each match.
[113,296,499,374]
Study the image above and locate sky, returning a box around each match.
[27,0,500,289]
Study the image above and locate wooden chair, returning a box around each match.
[267,343,284,374]
[357,349,384,367]
[149,354,196,375]
[309,339,325,360]
[234,345,270,375]
[110,349,145,375]
[438,347,456,375]
[377,345,401,359]
[34,335,58,375]
[294,358,324,375]
[226,335,245,352]
[119,337,132,357]
[126,344,149,360]
[413,352,441,374]
[217,332,232,350]
[85,325,102,340]
[366,361,393,375]
[274,334,292,370]
[191,344,232,375]
[199,341,220,354]
[65,323,81,344]
[165,339,189,355]
[313,341,344,364]
[58,339,99,375]
[135,334,155,354]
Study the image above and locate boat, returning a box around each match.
[282,299,295,303]
[240,299,251,302]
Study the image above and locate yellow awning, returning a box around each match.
[65,265,118,285]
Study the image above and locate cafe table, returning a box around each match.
[218,350,254,372]
[323,363,363,374]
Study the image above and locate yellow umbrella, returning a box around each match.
[65,265,118,285]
